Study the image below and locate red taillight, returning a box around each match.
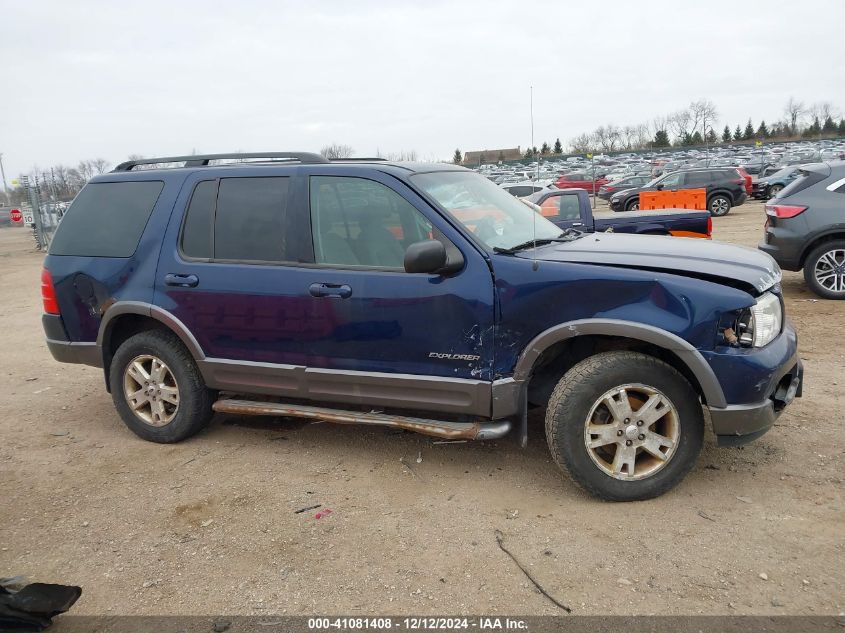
[41,268,60,315]
[765,203,808,219]
[707,216,712,236]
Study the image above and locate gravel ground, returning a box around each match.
[0,200,842,616]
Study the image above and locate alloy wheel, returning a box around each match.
[583,384,680,481]
[123,354,180,426]
[814,249,845,294]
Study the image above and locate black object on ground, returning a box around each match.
[0,582,82,631]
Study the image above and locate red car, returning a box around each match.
[554,172,608,194]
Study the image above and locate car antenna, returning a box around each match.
[530,85,539,271]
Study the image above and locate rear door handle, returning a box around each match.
[309,282,352,299]
[164,273,199,288]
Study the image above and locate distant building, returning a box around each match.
[462,147,522,166]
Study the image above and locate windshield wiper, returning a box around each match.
[493,229,583,254]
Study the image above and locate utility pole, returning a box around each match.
[0,153,9,202]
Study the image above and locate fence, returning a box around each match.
[19,175,62,250]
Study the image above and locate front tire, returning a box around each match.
[545,351,704,501]
[110,330,215,443]
[767,184,783,198]
[708,194,731,217]
[625,199,640,211]
[803,240,845,299]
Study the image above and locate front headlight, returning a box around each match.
[738,292,782,347]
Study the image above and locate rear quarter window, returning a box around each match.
[49,181,164,257]
[779,168,829,198]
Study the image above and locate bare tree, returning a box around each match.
[320,143,354,159]
[384,150,419,161]
[668,109,693,142]
[784,97,806,135]
[569,133,595,154]
[689,99,719,139]
[650,115,669,137]
[91,158,110,174]
[808,101,839,123]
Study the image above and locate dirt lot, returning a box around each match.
[0,201,843,616]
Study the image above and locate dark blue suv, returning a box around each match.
[41,152,802,501]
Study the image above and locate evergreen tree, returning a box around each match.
[690,131,703,145]
[822,116,837,134]
[734,125,743,141]
[722,125,732,142]
[540,142,550,155]
[553,138,563,154]
[743,119,755,140]
[706,128,717,144]
[756,120,769,138]
[653,130,670,148]
[452,148,462,164]
[803,116,822,138]
[838,119,845,135]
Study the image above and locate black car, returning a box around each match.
[597,174,651,200]
[751,166,801,199]
[759,161,845,299]
[610,168,748,217]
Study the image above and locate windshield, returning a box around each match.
[412,171,562,250]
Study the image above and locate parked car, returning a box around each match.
[525,188,711,237]
[501,180,555,198]
[759,161,845,299]
[597,175,652,200]
[609,168,749,217]
[42,152,801,501]
[554,172,608,194]
[752,166,801,199]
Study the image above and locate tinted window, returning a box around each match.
[181,180,216,259]
[686,171,712,186]
[506,186,533,197]
[310,176,434,268]
[49,181,164,257]
[214,177,289,262]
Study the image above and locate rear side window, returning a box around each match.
[49,181,164,257]
[686,171,712,186]
[215,177,289,262]
[779,168,829,199]
[180,177,290,263]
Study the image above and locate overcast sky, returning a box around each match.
[1,0,843,177]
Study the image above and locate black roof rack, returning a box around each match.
[112,152,329,171]
[329,157,388,162]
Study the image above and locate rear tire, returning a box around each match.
[803,240,845,299]
[545,351,704,501]
[110,329,215,443]
[708,194,731,217]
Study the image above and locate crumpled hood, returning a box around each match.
[514,233,781,293]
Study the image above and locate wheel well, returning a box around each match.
[800,233,845,267]
[526,335,705,407]
[707,190,731,201]
[102,315,168,392]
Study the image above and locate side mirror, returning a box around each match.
[404,240,448,274]
[655,184,664,191]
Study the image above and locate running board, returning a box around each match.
[212,398,511,440]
